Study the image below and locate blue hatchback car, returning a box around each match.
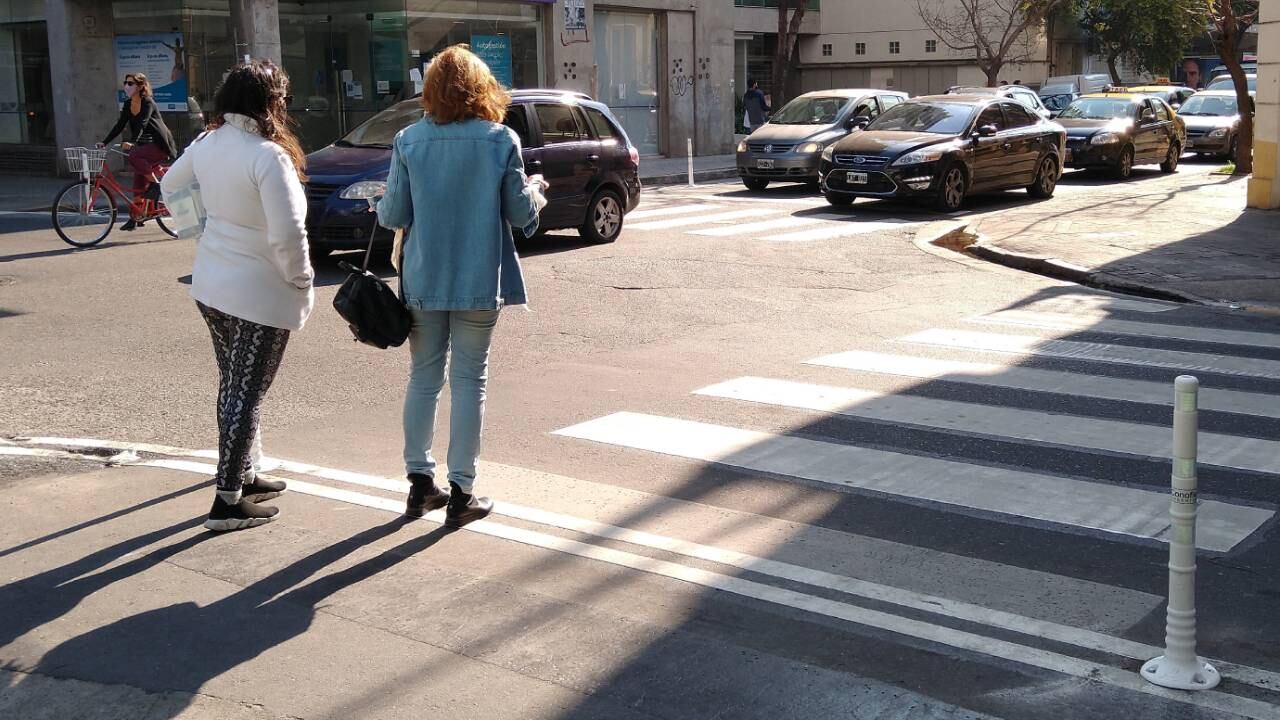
[302,90,642,259]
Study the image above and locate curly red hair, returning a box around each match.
[422,45,510,124]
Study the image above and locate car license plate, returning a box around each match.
[846,172,869,184]
[757,159,774,169]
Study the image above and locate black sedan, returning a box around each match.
[1057,92,1185,179]
[819,95,1066,212]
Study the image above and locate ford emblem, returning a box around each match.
[853,156,866,164]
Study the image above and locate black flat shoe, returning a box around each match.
[120,218,138,231]
[405,473,448,518]
[242,477,287,503]
[445,482,492,528]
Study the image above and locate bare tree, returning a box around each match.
[915,0,1070,86]
[771,0,808,107]
[1208,0,1258,174]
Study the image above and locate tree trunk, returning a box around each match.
[1107,52,1122,85]
[771,0,807,107]
[983,63,1001,87]
[1214,5,1254,174]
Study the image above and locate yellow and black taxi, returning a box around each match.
[1057,91,1186,179]
[1125,84,1197,110]
[818,95,1066,212]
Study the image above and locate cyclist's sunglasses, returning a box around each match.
[123,80,136,87]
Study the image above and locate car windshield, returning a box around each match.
[769,96,850,125]
[1058,98,1134,120]
[1207,76,1257,92]
[864,102,974,134]
[339,101,423,147]
[1178,95,1238,116]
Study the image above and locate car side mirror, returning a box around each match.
[1141,110,1157,123]
[974,124,998,138]
[1171,103,1181,111]
[852,116,872,129]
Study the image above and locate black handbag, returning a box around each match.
[332,209,411,349]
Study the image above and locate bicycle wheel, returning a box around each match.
[52,180,117,247]
[153,211,178,239]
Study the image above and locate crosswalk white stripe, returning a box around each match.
[624,203,723,220]
[553,412,1271,552]
[976,310,1280,350]
[768,219,920,242]
[687,214,829,237]
[903,329,1280,380]
[806,350,1280,420]
[626,208,776,231]
[12,439,1280,698]
[695,376,1280,475]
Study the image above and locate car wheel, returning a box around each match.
[1027,155,1059,199]
[824,192,854,208]
[1111,146,1135,180]
[1160,143,1180,173]
[579,189,624,244]
[742,177,770,192]
[934,165,967,212]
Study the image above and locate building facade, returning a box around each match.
[2,0,735,174]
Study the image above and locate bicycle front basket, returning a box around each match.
[63,147,108,175]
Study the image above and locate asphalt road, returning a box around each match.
[2,162,1279,720]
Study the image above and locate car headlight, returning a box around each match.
[1090,133,1120,145]
[737,139,748,153]
[821,145,835,162]
[891,145,950,166]
[339,180,387,200]
[796,142,824,154]
[1208,127,1229,139]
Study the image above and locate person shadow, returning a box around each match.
[16,517,454,710]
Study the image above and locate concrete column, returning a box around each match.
[694,0,734,154]
[1248,0,1280,209]
[46,0,119,170]
[228,0,282,65]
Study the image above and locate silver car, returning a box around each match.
[1180,90,1249,160]
[737,89,909,191]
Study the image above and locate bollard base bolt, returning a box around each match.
[1141,655,1221,691]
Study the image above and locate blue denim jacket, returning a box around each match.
[377,116,541,310]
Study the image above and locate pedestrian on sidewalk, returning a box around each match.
[376,44,547,528]
[743,79,771,132]
[160,59,314,532]
[101,73,177,231]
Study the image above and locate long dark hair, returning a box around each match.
[209,59,306,181]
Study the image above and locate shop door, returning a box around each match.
[593,11,659,156]
[0,20,53,146]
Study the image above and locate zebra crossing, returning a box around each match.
[554,294,1280,554]
[623,195,922,241]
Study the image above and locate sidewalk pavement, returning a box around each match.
[940,166,1280,314]
[0,152,739,213]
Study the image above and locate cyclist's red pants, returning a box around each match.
[127,143,169,194]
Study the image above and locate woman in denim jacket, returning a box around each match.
[377,45,547,528]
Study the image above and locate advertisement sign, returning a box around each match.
[564,0,586,31]
[471,34,513,88]
[114,34,188,112]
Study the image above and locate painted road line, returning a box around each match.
[10,438,1280,695]
[806,350,1280,420]
[695,376,1280,475]
[624,203,724,221]
[769,219,920,243]
[625,208,776,231]
[686,215,829,237]
[647,192,822,206]
[975,310,1280,350]
[902,329,1280,381]
[552,413,1271,553]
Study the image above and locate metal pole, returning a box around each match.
[1142,375,1220,690]
[687,138,695,187]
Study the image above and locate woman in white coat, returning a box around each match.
[161,60,314,532]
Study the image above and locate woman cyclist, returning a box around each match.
[101,73,177,231]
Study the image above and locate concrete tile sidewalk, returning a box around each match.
[959,166,1280,313]
[0,175,72,213]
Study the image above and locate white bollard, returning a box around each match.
[687,138,695,187]
[1142,375,1220,690]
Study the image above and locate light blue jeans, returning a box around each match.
[403,308,500,493]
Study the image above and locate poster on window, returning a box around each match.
[471,35,513,88]
[564,0,586,31]
[114,34,188,111]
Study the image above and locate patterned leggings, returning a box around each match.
[198,302,291,495]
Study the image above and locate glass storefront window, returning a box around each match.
[0,0,54,145]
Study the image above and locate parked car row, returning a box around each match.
[301,89,641,259]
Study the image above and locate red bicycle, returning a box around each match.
[52,145,177,247]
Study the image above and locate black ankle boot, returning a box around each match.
[445,482,492,528]
[242,476,287,503]
[204,496,279,532]
[405,473,448,518]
